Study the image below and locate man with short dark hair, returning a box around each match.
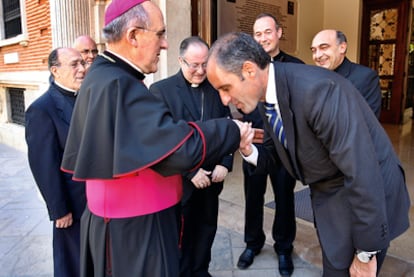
[26,47,87,277]
[206,31,410,277]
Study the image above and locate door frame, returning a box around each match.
[360,0,411,124]
[191,0,217,46]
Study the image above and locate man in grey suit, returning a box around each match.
[311,29,382,118]
[206,32,410,277]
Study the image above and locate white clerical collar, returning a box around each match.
[106,50,144,74]
[266,63,277,104]
[54,81,78,95]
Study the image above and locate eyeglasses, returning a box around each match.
[55,60,86,69]
[181,58,207,71]
[134,26,166,39]
[79,49,98,55]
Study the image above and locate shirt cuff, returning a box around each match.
[239,144,258,166]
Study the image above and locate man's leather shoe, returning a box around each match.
[237,248,260,269]
[278,253,294,276]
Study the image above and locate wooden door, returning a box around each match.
[191,0,217,46]
[360,0,410,124]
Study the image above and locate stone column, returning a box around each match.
[150,0,191,84]
[91,0,109,51]
[49,0,91,48]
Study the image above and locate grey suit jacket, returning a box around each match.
[259,61,410,268]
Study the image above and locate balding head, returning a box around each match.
[73,35,98,68]
[102,1,168,74]
[49,47,86,91]
[310,29,347,70]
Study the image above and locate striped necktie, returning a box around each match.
[264,102,287,148]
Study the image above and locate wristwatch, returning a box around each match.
[355,250,379,263]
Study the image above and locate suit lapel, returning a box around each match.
[176,73,200,120]
[335,57,352,78]
[48,85,73,126]
[200,83,216,119]
[273,64,305,183]
[259,103,295,178]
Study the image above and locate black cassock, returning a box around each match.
[61,51,240,276]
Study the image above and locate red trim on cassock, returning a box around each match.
[61,129,195,181]
[114,129,195,178]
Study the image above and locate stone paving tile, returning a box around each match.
[0,144,53,277]
[0,234,53,277]
[210,226,322,277]
[210,230,234,271]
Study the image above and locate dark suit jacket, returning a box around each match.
[150,71,233,182]
[335,57,382,118]
[25,82,86,221]
[258,62,410,268]
[274,50,304,64]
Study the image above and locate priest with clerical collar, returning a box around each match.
[25,47,86,277]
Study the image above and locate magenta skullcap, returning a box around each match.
[105,0,149,26]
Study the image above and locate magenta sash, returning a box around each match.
[86,169,182,218]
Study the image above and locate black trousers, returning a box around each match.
[53,220,81,277]
[242,159,296,254]
[179,181,223,277]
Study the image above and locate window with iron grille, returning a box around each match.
[2,0,21,39]
[8,87,25,126]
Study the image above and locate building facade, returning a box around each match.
[0,0,190,151]
[0,0,413,151]
[0,0,107,151]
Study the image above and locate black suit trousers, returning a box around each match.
[242,159,296,254]
[53,220,81,277]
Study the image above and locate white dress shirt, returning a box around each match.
[242,63,282,166]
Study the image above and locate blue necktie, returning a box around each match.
[264,102,287,148]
